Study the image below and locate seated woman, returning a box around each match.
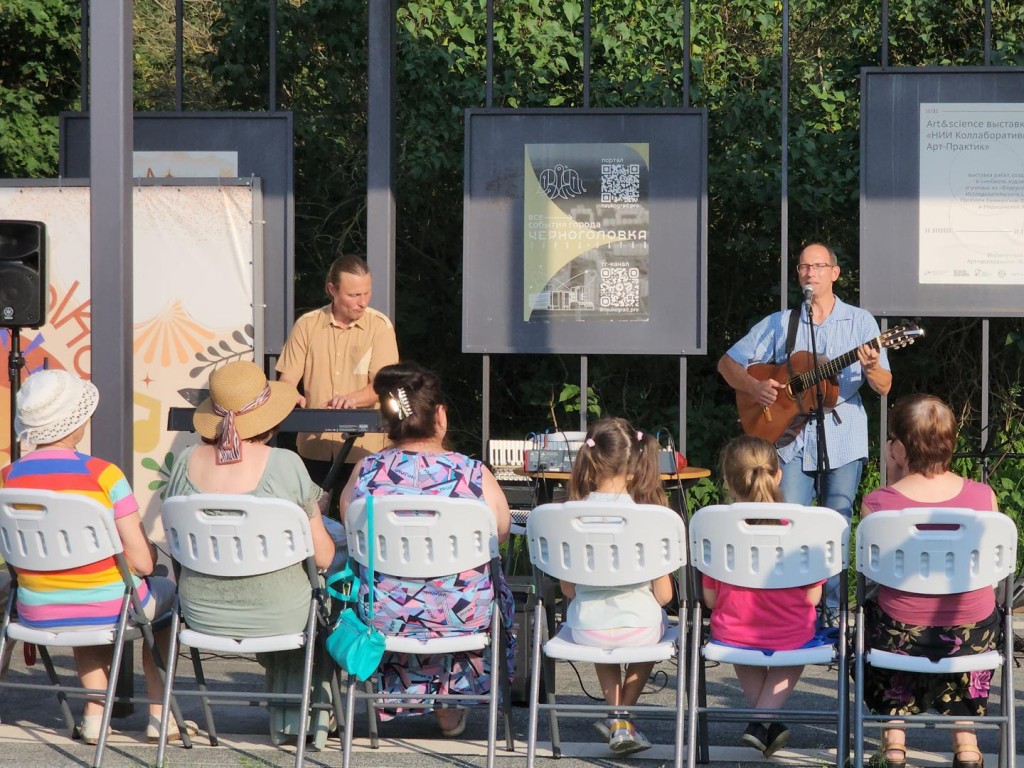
[164,361,336,745]
[0,370,186,744]
[861,394,999,768]
[337,361,513,737]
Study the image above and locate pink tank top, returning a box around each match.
[862,478,996,626]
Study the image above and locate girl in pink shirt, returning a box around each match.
[702,435,823,757]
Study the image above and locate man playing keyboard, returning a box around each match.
[276,254,399,490]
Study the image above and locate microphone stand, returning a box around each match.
[6,328,26,463]
[804,296,830,502]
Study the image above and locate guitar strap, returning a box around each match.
[784,306,802,359]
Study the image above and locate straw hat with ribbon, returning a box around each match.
[193,361,299,464]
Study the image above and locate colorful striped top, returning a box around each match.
[0,449,151,630]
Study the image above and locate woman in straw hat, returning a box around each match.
[0,369,188,744]
[165,360,336,745]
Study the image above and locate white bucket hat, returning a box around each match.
[15,370,99,446]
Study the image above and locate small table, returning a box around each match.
[517,466,711,518]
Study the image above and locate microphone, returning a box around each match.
[802,284,814,305]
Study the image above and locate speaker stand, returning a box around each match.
[6,327,25,463]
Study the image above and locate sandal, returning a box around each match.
[145,715,199,743]
[438,708,468,738]
[952,743,983,768]
[867,743,907,768]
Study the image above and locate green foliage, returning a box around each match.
[0,0,80,177]
[6,0,1024,526]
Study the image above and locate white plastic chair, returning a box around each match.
[687,503,851,768]
[524,500,688,767]
[0,488,192,768]
[157,494,338,768]
[341,494,513,768]
[853,508,1018,768]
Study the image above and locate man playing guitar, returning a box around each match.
[717,242,892,614]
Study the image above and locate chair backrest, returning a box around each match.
[526,500,688,587]
[0,488,123,571]
[344,495,499,579]
[690,503,850,589]
[488,439,529,482]
[161,494,314,578]
[855,508,1017,594]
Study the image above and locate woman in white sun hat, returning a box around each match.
[0,369,190,744]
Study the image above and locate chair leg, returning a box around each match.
[92,605,132,768]
[526,602,545,768]
[342,673,357,768]
[37,645,77,735]
[486,610,501,768]
[365,678,379,749]
[141,619,192,753]
[189,645,218,746]
[673,610,687,768]
[293,609,318,768]
[686,604,703,768]
[156,611,182,768]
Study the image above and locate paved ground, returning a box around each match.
[0,617,1019,767]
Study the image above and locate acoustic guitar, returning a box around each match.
[736,323,924,446]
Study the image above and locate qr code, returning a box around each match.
[599,267,640,309]
[601,163,640,203]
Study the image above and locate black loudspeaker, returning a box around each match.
[0,220,47,328]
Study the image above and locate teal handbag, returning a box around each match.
[325,496,386,681]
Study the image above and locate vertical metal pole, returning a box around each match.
[984,0,992,66]
[879,318,889,486]
[485,0,494,109]
[482,356,491,460]
[482,0,494,456]
[582,0,591,108]
[678,357,687,452]
[981,320,990,482]
[579,0,592,422]
[779,0,790,310]
[367,0,397,319]
[88,0,133,478]
[579,357,588,432]
[268,0,277,111]
[682,0,691,108]
[881,0,889,68]
[88,3,138,712]
[80,0,89,110]
[175,0,184,110]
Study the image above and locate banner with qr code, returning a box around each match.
[523,143,649,322]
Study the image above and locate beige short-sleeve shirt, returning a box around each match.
[275,305,399,462]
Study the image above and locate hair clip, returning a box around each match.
[387,388,413,420]
[636,431,644,441]
[585,438,596,447]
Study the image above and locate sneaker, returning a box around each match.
[79,715,110,746]
[740,721,769,753]
[608,719,638,754]
[593,718,615,740]
[763,722,790,756]
[626,726,653,754]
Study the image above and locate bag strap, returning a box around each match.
[365,495,375,620]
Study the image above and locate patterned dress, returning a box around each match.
[351,448,515,717]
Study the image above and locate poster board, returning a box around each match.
[463,109,708,354]
[861,68,1024,317]
[0,180,261,536]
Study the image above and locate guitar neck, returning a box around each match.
[791,336,880,393]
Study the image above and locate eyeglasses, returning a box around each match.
[796,262,835,274]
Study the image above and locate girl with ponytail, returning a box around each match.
[703,435,824,757]
[561,417,674,755]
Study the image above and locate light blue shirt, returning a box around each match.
[726,296,889,471]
